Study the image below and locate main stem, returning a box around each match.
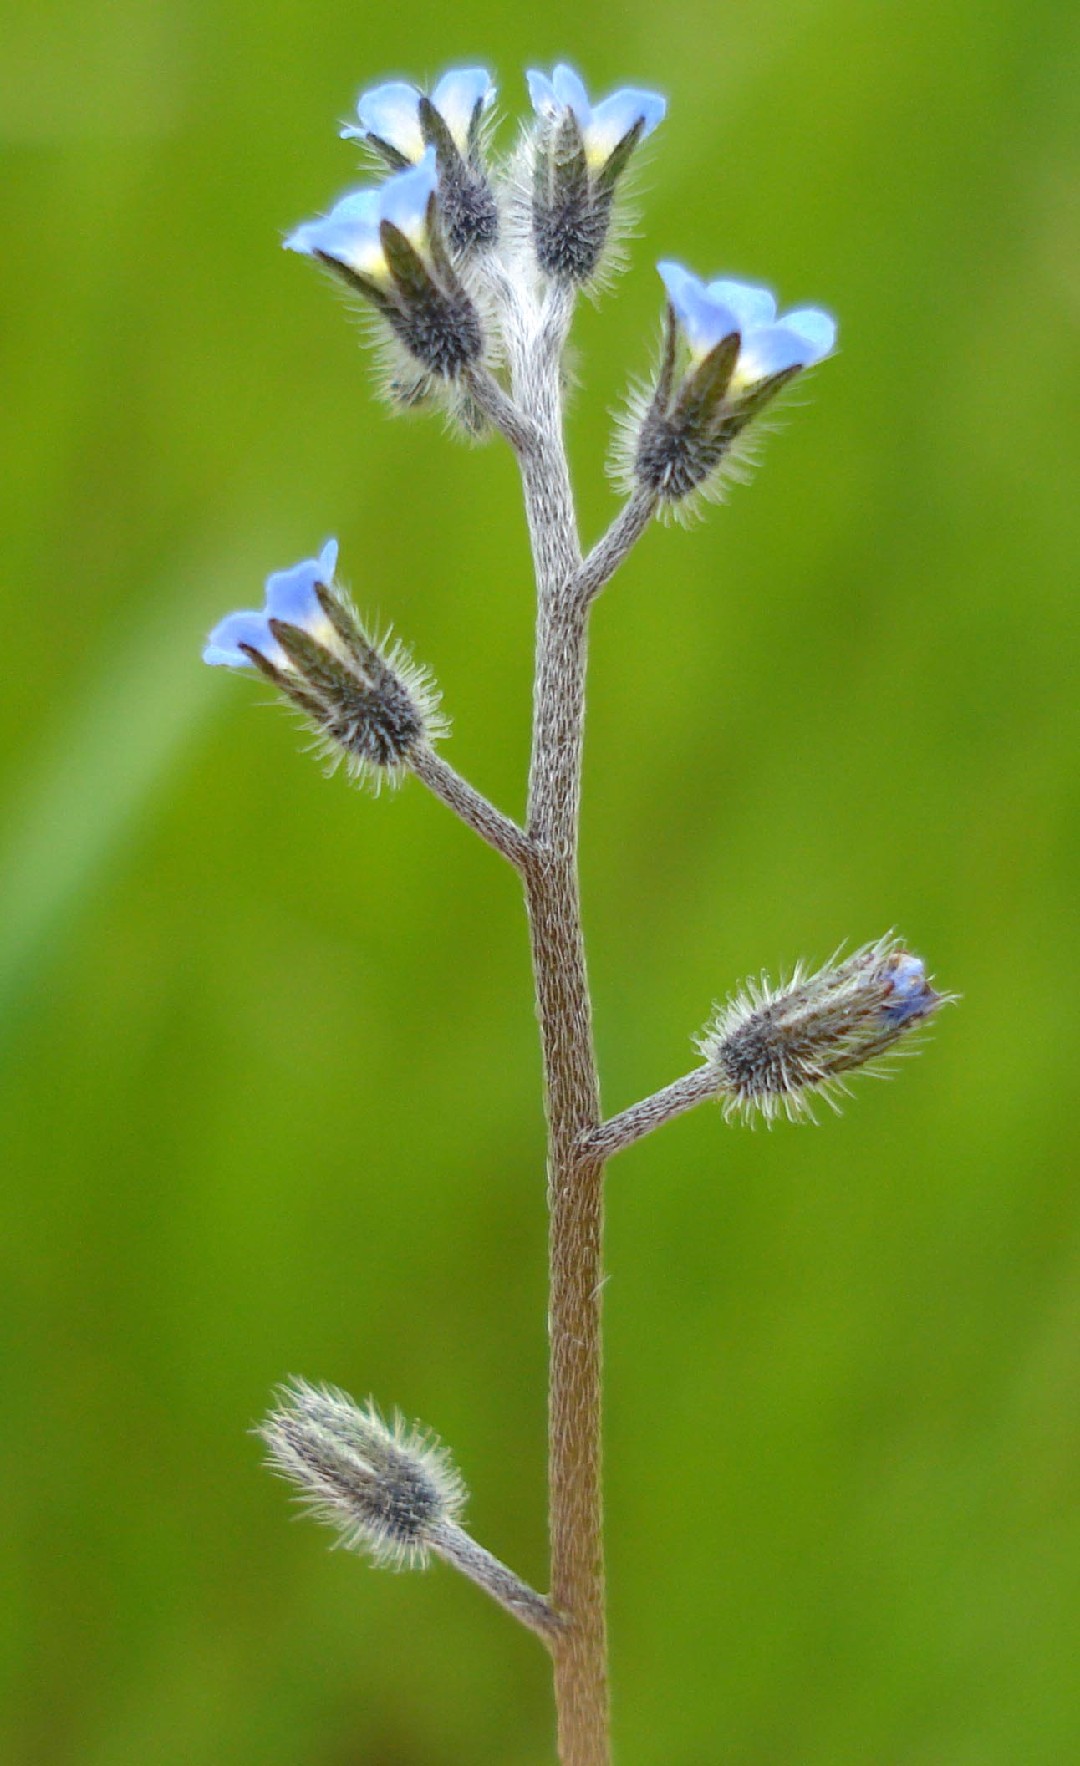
[514,287,610,1765]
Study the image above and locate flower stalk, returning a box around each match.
[511,289,610,1761]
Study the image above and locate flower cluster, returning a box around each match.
[698,937,949,1124]
[282,60,672,405]
[258,1379,466,1569]
[208,62,843,773]
[204,540,445,786]
[280,56,838,445]
[288,67,501,395]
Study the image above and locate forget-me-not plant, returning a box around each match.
[205,61,951,1766]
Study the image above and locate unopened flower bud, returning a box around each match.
[203,540,446,786]
[697,936,951,1123]
[627,263,836,508]
[258,1379,466,1569]
[526,64,665,284]
[286,151,483,377]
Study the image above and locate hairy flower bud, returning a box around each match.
[697,936,950,1123]
[203,540,446,786]
[526,64,665,284]
[286,151,483,377]
[258,1379,467,1568]
[623,264,836,511]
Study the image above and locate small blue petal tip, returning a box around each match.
[882,955,934,1025]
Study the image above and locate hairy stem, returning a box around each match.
[462,363,537,456]
[573,486,657,611]
[510,283,610,1766]
[430,1520,564,1646]
[584,1064,719,1159]
[409,744,531,870]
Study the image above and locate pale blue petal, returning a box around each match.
[737,323,818,379]
[431,67,494,149]
[551,64,591,125]
[706,278,777,332]
[657,259,699,309]
[328,191,381,222]
[778,306,837,362]
[633,88,667,138]
[526,69,559,116]
[203,611,274,669]
[379,148,437,237]
[264,561,324,626]
[355,80,424,159]
[317,538,339,583]
[283,219,323,259]
[589,87,666,152]
[284,190,380,263]
[658,261,739,357]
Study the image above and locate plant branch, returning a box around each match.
[573,487,657,611]
[584,1064,719,1160]
[462,363,538,456]
[430,1519,565,1647]
[409,744,532,870]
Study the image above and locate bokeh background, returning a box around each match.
[2,0,1077,1760]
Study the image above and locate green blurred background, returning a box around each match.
[2,0,1077,1760]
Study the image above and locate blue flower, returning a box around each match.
[342,67,496,163]
[626,266,838,505]
[203,541,446,783]
[340,70,499,258]
[287,148,483,373]
[204,540,340,670]
[285,153,438,288]
[525,64,666,284]
[526,64,665,168]
[658,261,837,384]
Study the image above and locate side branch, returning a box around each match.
[463,364,538,457]
[431,1520,565,1648]
[583,1065,718,1160]
[410,745,532,870]
[572,487,657,611]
